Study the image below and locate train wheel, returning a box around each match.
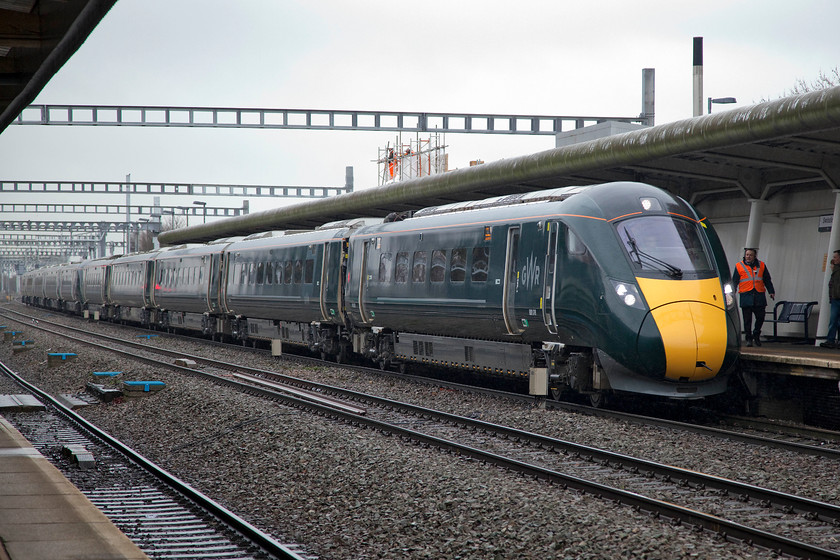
[550,386,564,401]
[589,392,608,408]
[398,362,408,374]
[379,359,390,371]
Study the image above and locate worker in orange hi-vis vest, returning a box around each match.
[387,148,396,180]
[732,248,776,347]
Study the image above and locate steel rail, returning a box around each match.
[5,306,840,463]
[6,308,840,557]
[9,309,840,557]
[0,359,313,560]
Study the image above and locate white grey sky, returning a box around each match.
[1,0,838,219]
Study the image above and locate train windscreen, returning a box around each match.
[616,216,713,277]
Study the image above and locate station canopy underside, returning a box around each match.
[159,86,840,246]
[0,0,117,132]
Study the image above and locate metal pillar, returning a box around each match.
[345,166,354,193]
[692,37,703,118]
[744,199,767,251]
[815,191,840,344]
[125,173,131,253]
[642,68,655,126]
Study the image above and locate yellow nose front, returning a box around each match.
[637,278,728,381]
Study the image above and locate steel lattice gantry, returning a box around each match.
[0,180,352,198]
[11,104,649,135]
[0,202,247,217]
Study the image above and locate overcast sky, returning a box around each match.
[1,0,838,221]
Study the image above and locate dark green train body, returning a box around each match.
[22,182,741,402]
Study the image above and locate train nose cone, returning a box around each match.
[643,301,727,381]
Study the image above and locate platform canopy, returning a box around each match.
[158,86,840,246]
[0,0,117,133]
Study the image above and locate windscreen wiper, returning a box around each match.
[626,236,683,278]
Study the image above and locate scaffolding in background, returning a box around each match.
[376,132,448,185]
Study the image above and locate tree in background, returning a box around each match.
[786,67,840,95]
[762,68,840,101]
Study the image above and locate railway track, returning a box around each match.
[5,308,840,557]
[0,359,316,560]
[6,306,840,462]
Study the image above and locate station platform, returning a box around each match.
[740,338,840,381]
[0,416,148,560]
[738,338,840,426]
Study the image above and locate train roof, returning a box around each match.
[225,225,350,252]
[151,243,232,259]
[412,185,590,218]
[397,182,693,227]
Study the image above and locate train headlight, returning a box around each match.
[610,280,646,310]
[724,283,735,308]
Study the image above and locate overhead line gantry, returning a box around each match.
[11,104,651,134]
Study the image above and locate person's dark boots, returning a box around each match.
[753,331,762,346]
[746,336,753,347]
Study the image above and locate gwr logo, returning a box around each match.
[520,254,541,290]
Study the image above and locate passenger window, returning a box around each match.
[395,252,409,283]
[304,259,314,284]
[567,229,586,255]
[412,251,427,283]
[265,263,273,285]
[294,260,303,284]
[471,247,489,282]
[379,253,393,282]
[249,263,257,285]
[256,262,265,284]
[284,261,293,284]
[430,250,446,283]
[275,262,283,284]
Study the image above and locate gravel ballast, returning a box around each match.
[0,304,821,558]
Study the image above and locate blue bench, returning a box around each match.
[765,300,818,343]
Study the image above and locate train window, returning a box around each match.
[237,264,245,285]
[395,252,409,283]
[567,229,587,255]
[430,250,446,283]
[379,253,393,282]
[198,267,203,284]
[412,251,428,283]
[256,262,265,285]
[265,263,273,285]
[284,261,293,284]
[294,260,303,284]
[304,259,314,283]
[275,262,283,284]
[471,247,489,282]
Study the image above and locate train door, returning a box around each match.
[219,252,232,313]
[356,239,373,324]
[543,221,560,334]
[502,226,525,335]
[143,261,155,308]
[320,239,346,324]
[208,253,222,312]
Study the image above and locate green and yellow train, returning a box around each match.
[22,182,741,403]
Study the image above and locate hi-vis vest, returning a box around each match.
[736,260,766,293]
